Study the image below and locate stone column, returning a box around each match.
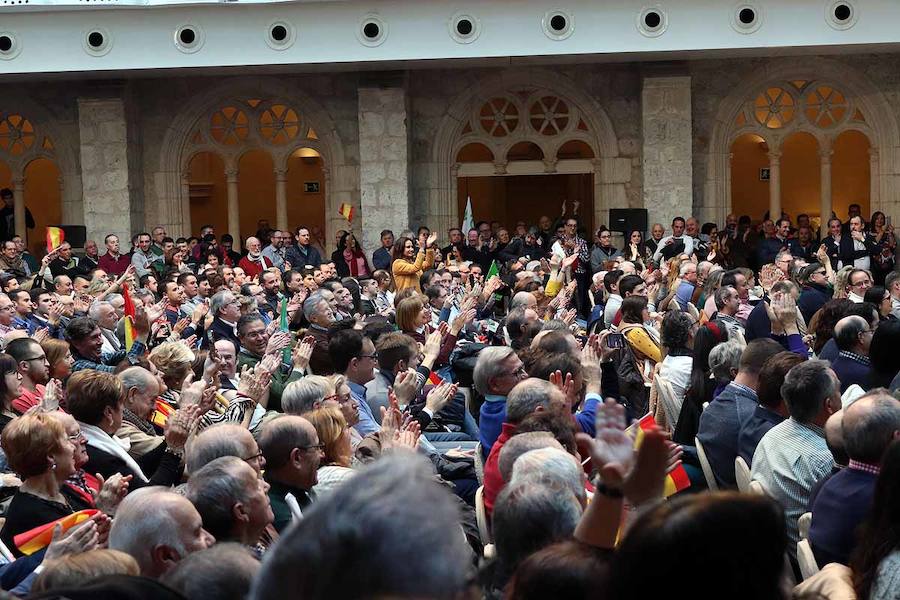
[358,86,410,254]
[77,97,137,245]
[768,150,781,222]
[820,146,833,240]
[641,75,692,228]
[275,168,288,232]
[180,173,192,237]
[12,177,25,240]
[869,148,880,210]
[226,169,240,250]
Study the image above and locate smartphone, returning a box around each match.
[606,333,626,349]
[207,330,219,359]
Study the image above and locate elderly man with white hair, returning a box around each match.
[474,347,529,456]
[510,447,588,507]
[109,487,216,578]
[238,236,274,279]
[88,300,121,355]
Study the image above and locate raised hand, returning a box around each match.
[427,232,438,247]
[292,335,316,371]
[451,308,476,335]
[44,516,100,561]
[425,381,457,414]
[32,327,50,345]
[391,370,419,407]
[549,370,577,410]
[41,378,63,412]
[264,331,291,356]
[94,472,131,515]
[164,403,203,451]
[423,329,443,363]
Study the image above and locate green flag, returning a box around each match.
[486,260,499,280]
[279,298,290,365]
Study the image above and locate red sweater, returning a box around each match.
[238,255,273,279]
[483,422,517,517]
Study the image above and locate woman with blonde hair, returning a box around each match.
[395,294,432,343]
[149,342,195,405]
[305,405,355,498]
[326,374,362,450]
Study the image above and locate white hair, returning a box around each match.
[510,447,586,506]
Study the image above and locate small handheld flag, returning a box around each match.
[461,196,474,234]
[45,227,64,253]
[14,510,99,555]
[428,371,443,386]
[279,299,291,365]
[121,282,137,351]
[151,399,175,428]
[338,203,354,223]
[627,414,691,497]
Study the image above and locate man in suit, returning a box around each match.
[809,391,900,566]
[838,215,879,272]
[830,315,873,392]
[203,289,242,350]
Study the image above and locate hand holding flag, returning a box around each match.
[14,509,100,555]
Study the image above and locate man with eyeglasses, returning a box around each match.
[831,315,874,392]
[885,271,900,320]
[5,338,51,414]
[258,415,324,533]
[845,268,873,303]
[262,229,287,272]
[329,329,381,437]
[0,292,15,337]
[205,290,242,350]
[798,263,833,324]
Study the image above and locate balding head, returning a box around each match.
[498,432,563,482]
[258,415,321,491]
[834,315,872,354]
[510,291,537,311]
[186,424,262,475]
[506,378,565,425]
[842,390,900,464]
[109,487,215,578]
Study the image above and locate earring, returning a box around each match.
[50,461,57,471]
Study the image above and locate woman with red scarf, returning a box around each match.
[332,232,372,278]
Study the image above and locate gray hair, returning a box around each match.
[185,456,253,542]
[709,339,743,383]
[678,262,695,277]
[492,478,582,577]
[510,292,536,311]
[281,376,332,415]
[250,454,471,600]
[258,415,316,471]
[714,285,737,311]
[185,424,256,475]
[473,346,516,395]
[133,288,155,304]
[498,432,562,481]
[87,300,113,321]
[210,290,234,317]
[781,359,837,424]
[510,447,586,506]
[161,543,260,600]
[834,315,868,352]
[506,378,560,425]
[108,487,193,575]
[106,293,124,307]
[303,293,327,321]
[842,390,900,464]
[117,366,156,394]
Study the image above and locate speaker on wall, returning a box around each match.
[608,208,648,234]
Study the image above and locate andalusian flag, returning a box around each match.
[279,298,290,365]
[485,260,503,301]
[45,227,64,253]
[338,203,354,222]
[121,282,136,351]
[628,414,691,497]
[14,510,99,555]
[461,196,474,234]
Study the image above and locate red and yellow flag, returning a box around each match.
[629,414,691,497]
[428,371,443,386]
[151,399,175,428]
[121,282,136,351]
[338,203,354,222]
[14,509,99,555]
[45,227,64,253]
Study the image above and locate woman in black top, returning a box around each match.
[0,353,23,432]
[0,412,77,556]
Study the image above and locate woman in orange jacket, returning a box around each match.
[391,231,437,292]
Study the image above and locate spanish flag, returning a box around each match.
[428,371,443,386]
[14,509,99,555]
[628,414,691,497]
[45,227,64,253]
[151,399,175,428]
[121,282,136,351]
[338,203,354,222]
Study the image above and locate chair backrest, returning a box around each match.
[748,480,767,496]
[797,539,820,581]
[694,436,720,491]
[798,512,812,541]
[474,442,485,485]
[654,375,682,428]
[475,485,493,545]
[734,456,752,493]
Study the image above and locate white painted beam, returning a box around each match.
[0,0,897,76]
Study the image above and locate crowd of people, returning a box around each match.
[0,195,895,598]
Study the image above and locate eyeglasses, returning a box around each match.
[242,451,264,464]
[359,352,377,360]
[20,355,46,362]
[67,431,86,443]
[298,443,325,452]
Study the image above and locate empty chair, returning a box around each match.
[695,436,719,491]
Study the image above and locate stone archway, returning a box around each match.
[702,58,900,234]
[429,70,628,239]
[152,80,352,247]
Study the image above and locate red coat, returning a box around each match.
[483,422,517,517]
[238,255,273,279]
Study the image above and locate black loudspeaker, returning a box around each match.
[608,208,648,235]
[50,225,87,248]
